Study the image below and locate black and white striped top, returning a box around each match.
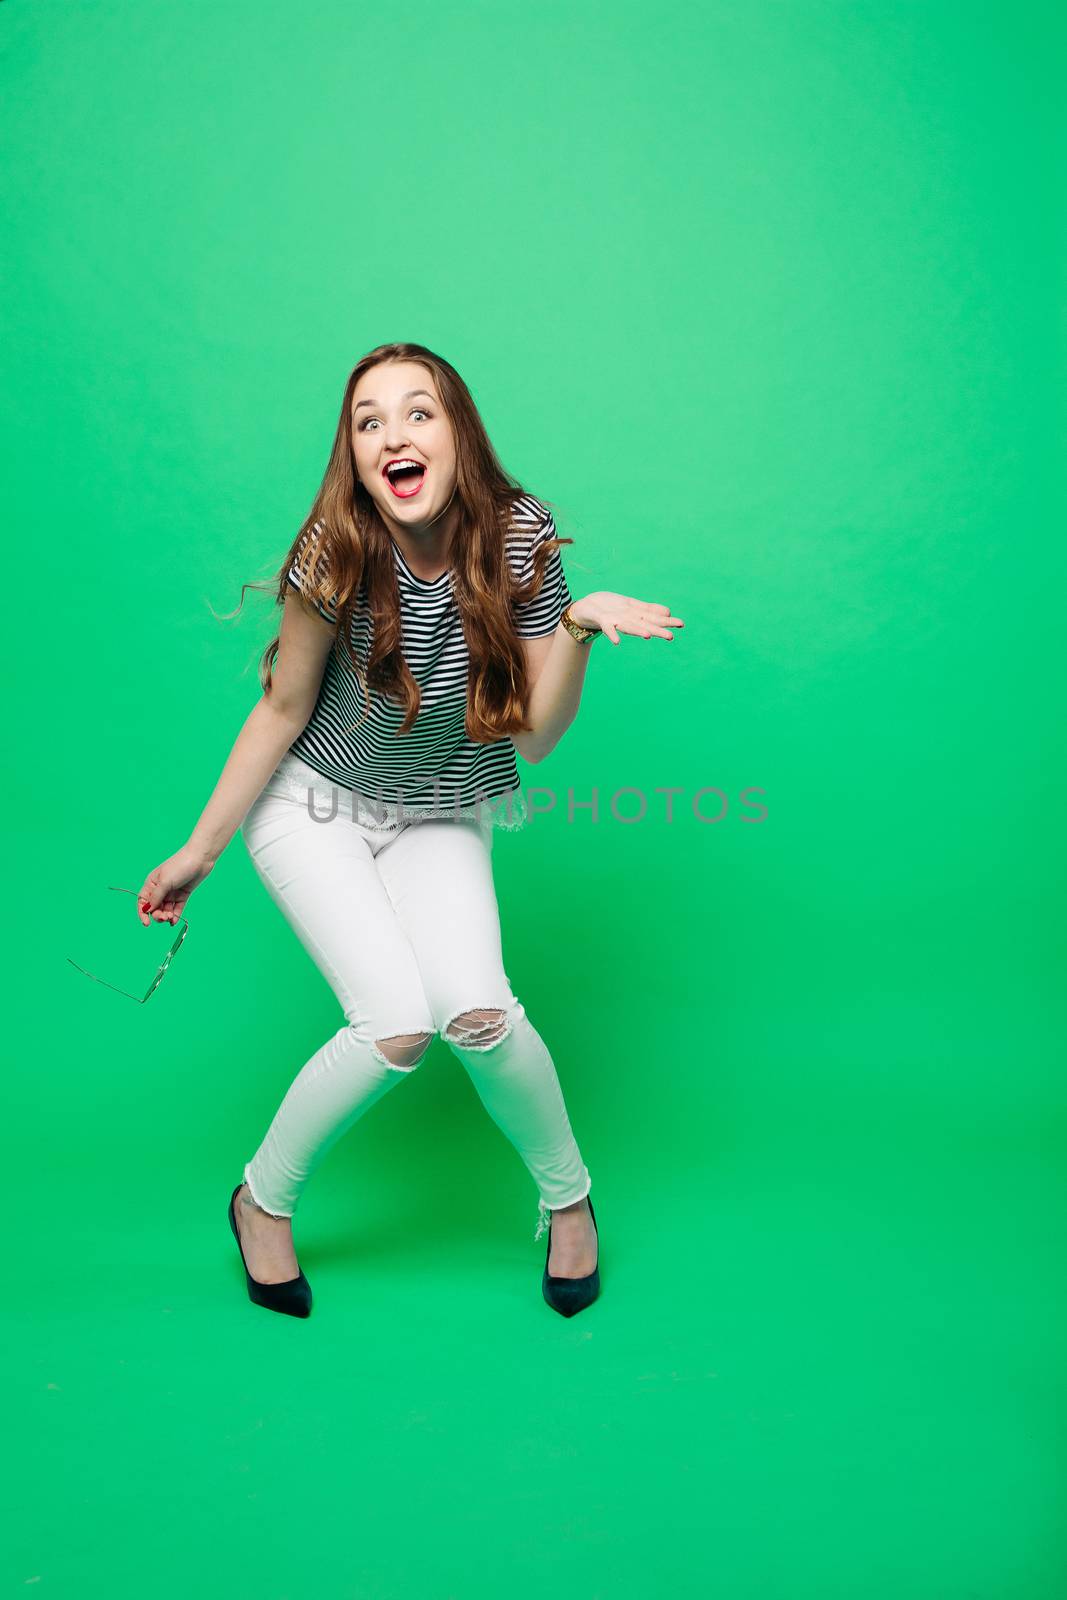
[280,494,571,829]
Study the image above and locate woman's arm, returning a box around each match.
[137,594,337,923]
[189,593,337,860]
[184,695,311,863]
[512,620,595,766]
[514,591,684,765]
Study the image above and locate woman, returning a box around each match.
[136,342,683,1320]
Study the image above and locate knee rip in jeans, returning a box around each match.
[443,1007,512,1051]
[371,1031,434,1072]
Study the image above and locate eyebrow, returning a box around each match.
[353,388,435,412]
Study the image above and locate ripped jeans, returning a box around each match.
[238,764,591,1240]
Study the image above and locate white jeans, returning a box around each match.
[238,763,591,1239]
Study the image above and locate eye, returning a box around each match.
[358,407,431,433]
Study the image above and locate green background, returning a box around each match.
[5,0,1064,1594]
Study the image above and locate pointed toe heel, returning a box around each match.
[228,1183,313,1319]
[541,1194,600,1318]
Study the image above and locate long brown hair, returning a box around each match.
[235,342,572,742]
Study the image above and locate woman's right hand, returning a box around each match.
[136,846,216,927]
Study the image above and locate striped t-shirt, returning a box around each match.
[276,493,571,831]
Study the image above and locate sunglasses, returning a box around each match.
[66,886,190,1003]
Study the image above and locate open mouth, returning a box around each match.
[383,460,427,499]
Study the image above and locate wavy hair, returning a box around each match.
[232,342,572,743]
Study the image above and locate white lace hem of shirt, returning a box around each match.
[271,750,530,833]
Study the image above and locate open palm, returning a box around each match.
[571,592,684,646]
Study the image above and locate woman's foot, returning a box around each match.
[232,1183,302,1284]
[547,1195,598,1278]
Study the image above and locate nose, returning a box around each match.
[383,417,412,454]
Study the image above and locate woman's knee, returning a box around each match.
[370,1030,435,1071]
[442,1006,513,1051]
[342,987,437,1072]
[343,1012,436,1072]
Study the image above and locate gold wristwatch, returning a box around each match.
[560,604,601,644]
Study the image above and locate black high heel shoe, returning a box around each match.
[228,1183,313,1319]
[542,1194,600,1317]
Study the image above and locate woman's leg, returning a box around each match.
[374,818,593,1247]
[238,785,438,1226]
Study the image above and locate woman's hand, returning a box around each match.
[136,846,215,927]
[569,593,685,646]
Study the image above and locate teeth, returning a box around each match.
[386,460,423,477]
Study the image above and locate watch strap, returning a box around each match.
[560,604,600,644]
